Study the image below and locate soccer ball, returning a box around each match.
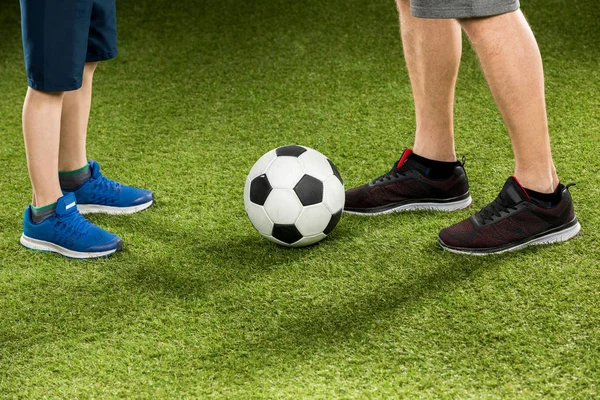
[244,145,345,247]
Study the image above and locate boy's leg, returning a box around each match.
[459,10,558,193]
[397,0,462,162]
[59,62,98,171]
[57,60,154,215]
[57,0,153,215]
[20,85,123,259]
[19,0,123,258]
[22,89,65,207]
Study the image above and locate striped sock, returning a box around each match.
[31,202,57,223]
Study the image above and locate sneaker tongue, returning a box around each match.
[500,176,530,205]
[88,160,101,179]
[395,148,430,176]
[55,193,79,217]
[396,149,413,169]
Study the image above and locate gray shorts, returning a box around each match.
[411,0,520,19]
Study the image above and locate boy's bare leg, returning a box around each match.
[460,10,558,193]
[58,61,99,171]
[22,89,65,207]
[397,0,462,162]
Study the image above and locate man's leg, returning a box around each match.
[22,89,65,207]
[397,0,462,162]
[59,61,98,171]
[459,10,558,193]
[344,0,471,215]
[438,8,579,255]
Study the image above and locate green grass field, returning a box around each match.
[1,0,599,397]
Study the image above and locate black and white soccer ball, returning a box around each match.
[244,145,345,247]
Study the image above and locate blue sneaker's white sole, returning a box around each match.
[20,235,119,259]
[77,200,153,215]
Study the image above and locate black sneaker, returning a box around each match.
[344,149,472,215]
[438,176,580,255]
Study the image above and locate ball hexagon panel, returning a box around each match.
[294,175,323,206]
[322,175,345,214]
[249,174,272,205]
[263,188,303,224]
[272,224,303,245]
[298,149,333,182]
[276,145,307,158]
[265,156,305,189]
[295,203,332,236]
[245,202,274,236]
[292,233,327,247]
[247,149,277,181]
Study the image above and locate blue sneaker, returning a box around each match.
[20,193,123,259]
[64,160,154,215]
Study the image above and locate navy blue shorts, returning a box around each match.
[20,0,118,92]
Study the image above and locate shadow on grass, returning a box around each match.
[93,204,333,298]
[120,207,542,378]
[1,201,565,384]
[248,248,513,340]
[101,206,538,343]
[123,234,313,296]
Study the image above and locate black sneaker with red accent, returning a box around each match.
[438,176,580,255]
[344,149,472,215]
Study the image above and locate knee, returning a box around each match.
[26,87,65,101]
[458,17,489,39]
[459,9,521,40]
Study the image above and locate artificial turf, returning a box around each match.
[1,0,599,397]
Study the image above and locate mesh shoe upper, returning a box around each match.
[63,160,153,208]
[345,149,470,211]
[22,193,122,253]
[439,177,576,250]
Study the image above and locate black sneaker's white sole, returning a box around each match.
[344,195,472,216]
[77,200,153,215]
[438,218,581,256]
[20,235,122,259]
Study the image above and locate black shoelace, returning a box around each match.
[475,196,518,224]
[371,160,408,184]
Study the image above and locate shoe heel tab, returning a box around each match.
[23,206,33,222]
[452,154,467,173]
[22,206,41,230]
[453,163,467,175]
[560,182,576,199]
